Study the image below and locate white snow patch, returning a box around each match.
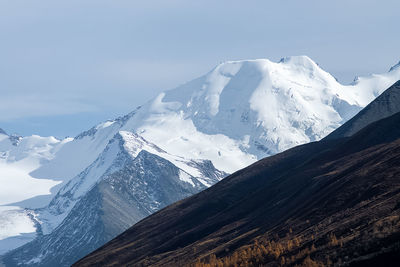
[0,206,35,240]
[0,159,60,205]
[131,113,256,173]
[178,170,195,186]
[202,61,242,116]
[96,120,115,130]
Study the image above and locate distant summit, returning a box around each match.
[389,60,400,72]
[0,128,7,135]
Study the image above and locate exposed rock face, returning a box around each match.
[3,150,223,267]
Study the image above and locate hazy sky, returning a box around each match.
[0,0,399,137]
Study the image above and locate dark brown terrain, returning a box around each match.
[74,85,400,266]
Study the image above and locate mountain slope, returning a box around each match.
[73,99,400,265]
[0,132,69,254]
[0,132,67,207]
[326,80,400,139]
[3,132,224,267]
[35,131,223,235]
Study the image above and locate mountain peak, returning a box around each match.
[389,60,400,72]
[216,55,320,72]
[126,55,400,172]
[279,55,317,66]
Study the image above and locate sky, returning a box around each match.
[0,0,399,138]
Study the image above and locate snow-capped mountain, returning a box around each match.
[0,130,70,208]
[0,131,70,254]
[1,56,400,264]
[4,132,224,267]
[36,131,224,236]
[29,56,400,183]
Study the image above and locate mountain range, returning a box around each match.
[1,56,400,266]
[73,79,400,267]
